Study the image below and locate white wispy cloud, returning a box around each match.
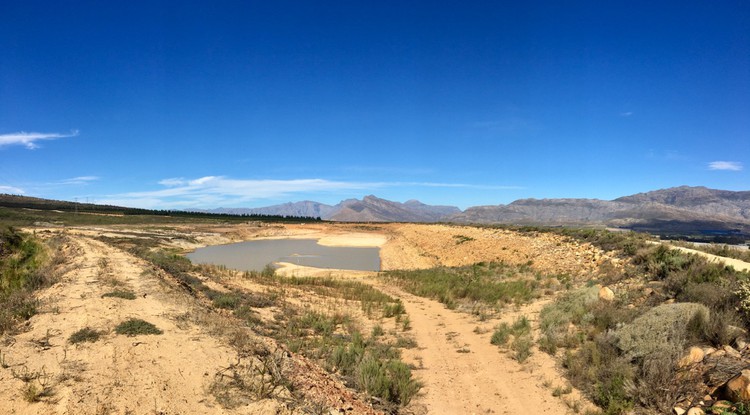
[620,111,633,117]
[0,185,25,194]
[708,161,743,171]
[60,176,99,185]
[0,130,79,149]
[100,176,523,209]
[101,177,380,209]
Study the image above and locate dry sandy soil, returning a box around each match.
[1,222,616,414]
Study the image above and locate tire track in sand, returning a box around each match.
[374,283,574,415]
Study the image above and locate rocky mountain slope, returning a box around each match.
[328,195,460,222]
[203,196,461,223]
[448,186,750,237]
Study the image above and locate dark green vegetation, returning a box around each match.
[383,261,552,310]
[114,318,163,336]
[68,327,102,344]
[101,289,137,300]
[0,227,63,333]
[0,194,321,227]
[540,230,750,415]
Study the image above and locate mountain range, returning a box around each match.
[202,195,461,223]
[200,186,750,238]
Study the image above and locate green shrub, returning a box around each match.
[614,302,708,360]
[356,356,421,405]
[371,324,385,338]
[539,287,599,352]
[511,335,533,363]
[212,294,241,309]
[69,327,102,344]
[115,318,163,336]
[491,323,511,345]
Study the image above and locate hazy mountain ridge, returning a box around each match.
[328,195,455,222]
[198,196,460,223]
[448,186,750,236]
[195,187,750,233]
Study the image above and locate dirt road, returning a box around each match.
[668,245,750,272]
[374,282,582,415]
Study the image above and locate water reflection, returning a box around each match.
[186,239,380,272]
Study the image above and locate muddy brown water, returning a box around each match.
[186,239,381,272]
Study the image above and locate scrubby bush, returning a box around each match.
[615,302,708,360]
[115,318,163,336]
[539,287,599,352]
[356,356,420,405]
[69,327,102,344]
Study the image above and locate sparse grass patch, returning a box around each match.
[552,384,573,397]
[212,293,241,310]
[272,307,420,407]
[491,315,534,363]
[0,227,64,334]
[371,324,385,338]
[101,289,136,300]
[68,327,102,344]
[490,323,512,346]
[115,318,162,336]
[210,347,290,408]
[383,261,541,310]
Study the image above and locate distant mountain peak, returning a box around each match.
[449,185,750,238]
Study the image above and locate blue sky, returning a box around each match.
[1,1,748,210]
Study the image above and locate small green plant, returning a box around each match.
[22,382,41,402]
[511,335,533,363]
[115,318,162,336]
[552,384,573,397]
[395,335,417,349]
[212,294,241,310]
[101,290,136,300]
[68,327,102,344]
[371,324,385,338]
[491,323,512,345]
[401,315,411,331]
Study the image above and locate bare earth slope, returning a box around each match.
[0,232,377,415]
[0,235,243,414]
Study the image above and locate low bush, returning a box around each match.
[115,318,163,336]
[356,356,421,405]
[69,327,102,344]
[101,290,137,300]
